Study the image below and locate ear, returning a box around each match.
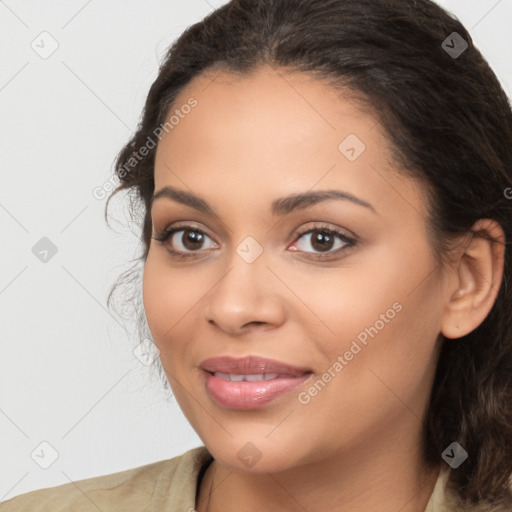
[441,219,506,340]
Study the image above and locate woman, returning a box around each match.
[2,0,511,510]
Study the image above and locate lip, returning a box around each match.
[200,355,312,376]
[200,356,313,410]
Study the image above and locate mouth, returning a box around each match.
[200,355,313,410]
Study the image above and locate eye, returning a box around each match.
[289,224,356,259]
[152,225,218,259]
[152,222,356,261]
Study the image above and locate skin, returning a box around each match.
[142,65,505,512]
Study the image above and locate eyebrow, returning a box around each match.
[151,186,377,216]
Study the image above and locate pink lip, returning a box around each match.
[200,356,313,410]
[200,355,312,376]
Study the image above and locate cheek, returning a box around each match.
[299,303,439,445]
[142,252,199,345]
[320,286,441,424]
[279,256,404,357]
[293,242,441,382]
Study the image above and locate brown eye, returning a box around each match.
[152,226,218,258]
[177,229,206,251]
[309,230,337,252]
[291,226,354,257]
[292,225,356,260]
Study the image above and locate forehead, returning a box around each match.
[153,65,429,223]
[157,65,379,163]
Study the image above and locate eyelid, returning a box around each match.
[153,220,215,240]
[291,221,356,242]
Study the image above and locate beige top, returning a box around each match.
[0,445,505,511]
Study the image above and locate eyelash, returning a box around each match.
[152,223,356,261]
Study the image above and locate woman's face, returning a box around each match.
[143,65,452,472]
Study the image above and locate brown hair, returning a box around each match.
[105,0,512,508]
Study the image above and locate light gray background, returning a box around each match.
[1,0,511,501]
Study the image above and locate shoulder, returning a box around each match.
[0,445,213,512]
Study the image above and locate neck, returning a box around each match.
[196,418,441,512]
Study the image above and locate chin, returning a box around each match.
[203,436,310,474]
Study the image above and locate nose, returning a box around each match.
[204,257,287,336]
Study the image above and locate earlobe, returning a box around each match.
[441,219,506,340]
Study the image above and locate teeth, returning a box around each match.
[214,372,232,381]
[245,374,264,381]
[213,372,280,382]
